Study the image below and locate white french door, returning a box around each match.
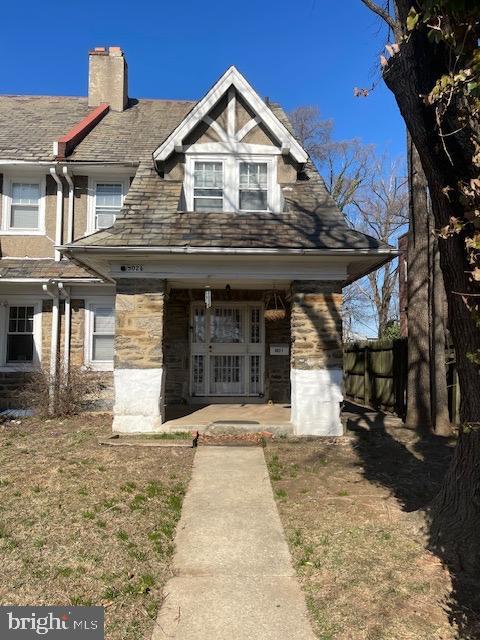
[190,302,264,397]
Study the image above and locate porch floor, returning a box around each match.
[163,403,292,433]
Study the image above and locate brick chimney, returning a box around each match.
[88,46,128,112]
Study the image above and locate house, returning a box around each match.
[0,47,395,435]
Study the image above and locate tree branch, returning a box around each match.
[360,0,398,33]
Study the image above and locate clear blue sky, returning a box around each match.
[1,0,405,159]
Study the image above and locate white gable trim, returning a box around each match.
[153,66,308,164]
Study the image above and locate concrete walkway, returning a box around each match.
[152,447,316,640]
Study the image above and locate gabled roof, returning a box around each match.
[152,66,308,164]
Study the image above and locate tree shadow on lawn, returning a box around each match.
[346,409,480,639]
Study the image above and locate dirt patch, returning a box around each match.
[0,414,194,640]
[265,426,463,640]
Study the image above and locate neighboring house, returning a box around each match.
[0,47,395,435]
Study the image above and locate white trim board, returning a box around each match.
[153,66,308,164]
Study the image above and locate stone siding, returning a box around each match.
[114,278,166,369]
[164,290,190,404]
[291,280,343,370]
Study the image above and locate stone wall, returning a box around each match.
[114,278,166,369]
[291,280,343,370]
[290,280,344,436]
[164,290,190,404]
[113,279,166,432]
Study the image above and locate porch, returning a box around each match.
[163,402,292,434]
[113,278,344,436]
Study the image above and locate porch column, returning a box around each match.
[112,278,166,433]
[290,280,343,436]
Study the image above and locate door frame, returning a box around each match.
[189,301,265,399]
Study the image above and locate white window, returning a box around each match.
[1,176,46,234]
[87,178,129,234]
[239,162,268,211]
[95,183,123,229]
[185,155,279,213]
[7,305,35,363]
[193,162,223,211]
[85,301,115,370]
[0,300,42,369]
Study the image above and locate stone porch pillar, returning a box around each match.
[112,278,166,433]
[290,280,343,436]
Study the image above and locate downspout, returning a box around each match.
[43,282,60,413]
[63,167,74,244]
[50,168,63,262]
[59,283,71,376]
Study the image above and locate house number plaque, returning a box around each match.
[270,344,289,356]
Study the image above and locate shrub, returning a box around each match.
[17,363,104,418]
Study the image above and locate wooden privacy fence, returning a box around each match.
[343,338,460,423]
[344,338,408,419]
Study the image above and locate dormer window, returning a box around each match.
[185,155,278,213]
[239,162,268,211]
[194,162,223,212]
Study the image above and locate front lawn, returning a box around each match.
[265,426,462,640]
[0,415,194,640]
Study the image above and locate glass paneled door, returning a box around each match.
[190,302,264,397]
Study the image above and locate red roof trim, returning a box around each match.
[55,102,109,159]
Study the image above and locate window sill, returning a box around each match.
[0,230,46,236]
[84,362,114,372]
[0,364,38,372]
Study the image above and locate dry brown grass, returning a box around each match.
[0,414,194,640]
[265,427,458,640]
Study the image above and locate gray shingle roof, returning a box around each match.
[0,96,92,161]
[69,99,195,162]
[0,95,196,163]
[0,258,98,279]
[68,161,390,252]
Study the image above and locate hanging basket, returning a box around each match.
[264,290,286,321]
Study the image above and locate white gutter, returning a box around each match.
[50,168,63,262]
[0,278,102,284]
[60,245,399,257]
[43,282,60,414]
[63,167,74,245]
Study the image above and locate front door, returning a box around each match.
[190,302,264,397]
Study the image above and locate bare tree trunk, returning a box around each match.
[431,233,452,436]
[405,136,431,431]
[382,25,480,572]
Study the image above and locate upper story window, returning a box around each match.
[239,162,267,211]
[185,156,279,213]
[95,183,123,229]
[194,162,223,212]
[1,176,46,235]
[87,177,130,235]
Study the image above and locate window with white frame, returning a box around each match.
[1,177,45,233]
[94,183,123,229]
[193,162,223,211]
[186,156,278,213]
[239,162,268,211]
[86,302,115,368]
[0,300,41,368]
[7,305,34,362]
